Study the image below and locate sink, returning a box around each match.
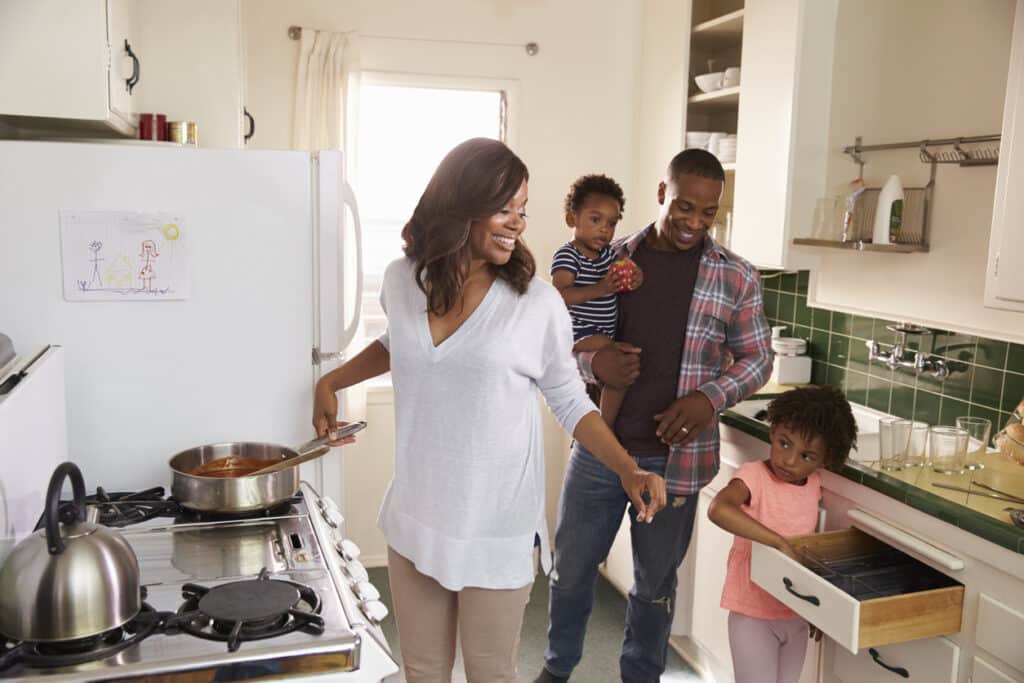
[727,399,885,463]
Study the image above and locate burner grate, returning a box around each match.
[171,568,324,652]
[0,604,166,671]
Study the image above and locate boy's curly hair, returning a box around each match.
[766,386,858,471]
[563,174,626,214]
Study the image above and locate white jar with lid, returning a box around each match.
[770,325,812,385]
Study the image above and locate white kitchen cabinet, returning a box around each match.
[986,0,1024,312]
[686,486,735,680]
[832,636,959,683]
[0,0,138,136]
[972,656,1024,683]
[975,594,1024,676]
[729,0,838,269]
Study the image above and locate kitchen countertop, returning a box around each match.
[720,395,1024,557]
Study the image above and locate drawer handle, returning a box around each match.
[869,648,909,678]
[782,577,820,606]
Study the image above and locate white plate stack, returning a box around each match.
[716,135,737,163]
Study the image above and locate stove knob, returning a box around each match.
[324,507,345,529]
[361,599,389,623]
[335,538,361,561]
[345,559,369,583]
[354,580,380,602]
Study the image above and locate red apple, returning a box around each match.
[609,258,641,293]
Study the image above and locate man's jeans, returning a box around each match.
[544,442,699,683]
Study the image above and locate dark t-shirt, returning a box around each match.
[613,234,702,458]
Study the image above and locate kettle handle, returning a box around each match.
[44,462,86,555]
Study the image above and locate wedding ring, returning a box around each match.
[680,426,689,434]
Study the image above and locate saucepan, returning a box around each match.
[168,422,366,514]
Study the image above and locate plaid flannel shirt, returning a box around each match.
[578,225,773,494]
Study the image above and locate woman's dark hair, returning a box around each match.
[766,385,858,471]
[402,138,535,316]
[563,174,626,214]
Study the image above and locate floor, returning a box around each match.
[368,567,702,682]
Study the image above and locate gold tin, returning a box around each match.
[167,121,198,146]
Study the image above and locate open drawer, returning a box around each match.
[751,527,964,653]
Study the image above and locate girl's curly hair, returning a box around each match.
[766,386,858,471]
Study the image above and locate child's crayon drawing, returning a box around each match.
[60,211,188,301]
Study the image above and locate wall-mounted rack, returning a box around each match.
[843,133,1001,175]
[793,133,1001,255]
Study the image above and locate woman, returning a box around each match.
[313,138,665,683]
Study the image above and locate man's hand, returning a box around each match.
[593,342,638,389]
[618,468,667,523]
[592,342,641,389]
[653,391,715,445]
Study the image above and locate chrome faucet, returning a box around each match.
[865,324,951,379]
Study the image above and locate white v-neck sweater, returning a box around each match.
[376,257,596,590]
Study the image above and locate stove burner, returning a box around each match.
[173,568,324,652]
[174,499,299,524]
[0,604,165,672]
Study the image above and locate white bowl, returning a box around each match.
[695,72,723,93]
[722,67,741,88]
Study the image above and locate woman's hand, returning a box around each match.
[618,468,667,523]
[312,379,339,439]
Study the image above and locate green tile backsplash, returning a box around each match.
[760,270,1024,430]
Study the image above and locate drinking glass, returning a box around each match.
[877,418,905,471]
[894,420,929,467]
[955,416,991,471]
[929,426,968,475]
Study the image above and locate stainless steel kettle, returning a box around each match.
[0,462,141,642]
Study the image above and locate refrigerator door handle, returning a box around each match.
[337,176,363,354]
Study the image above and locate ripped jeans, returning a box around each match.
[544,443,700,683]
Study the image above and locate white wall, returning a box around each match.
[811,0,1022,343]
[241,0,648,564]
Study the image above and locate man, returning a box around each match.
[536,149,773,683]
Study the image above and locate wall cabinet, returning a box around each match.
[986,0,1024,313]
[728,0,837,269]
[0,0,138,136]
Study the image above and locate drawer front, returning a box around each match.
[833,636,959,683]
[973,656,1024,683]
[751,528,964,653]
[977,594,1024,673]
[751,541,862,651]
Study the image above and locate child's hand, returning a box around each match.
[808,623,823,641]
[600,268,623,295]
[609,258,642,293]
[775,538,802,565]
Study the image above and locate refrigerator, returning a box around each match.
[0,140,363,506]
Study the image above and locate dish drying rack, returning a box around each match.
[793,133,1001,254]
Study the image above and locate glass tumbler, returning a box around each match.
[955,416,991,471]
[878,418,906,471]
[929,426,968,475]
[895,420,929,467]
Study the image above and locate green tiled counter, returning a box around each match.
[719,408,1024,556]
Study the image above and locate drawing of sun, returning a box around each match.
[161,223,181,241]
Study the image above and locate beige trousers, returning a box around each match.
[387,547,532,683]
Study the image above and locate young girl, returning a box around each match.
[312,139,666,683]
[708,386,858,683]
[550,174,642,426]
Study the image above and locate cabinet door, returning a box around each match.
[730,0,838,269]
[688,488,735,677]
[973,656,1024,683]
[986,0,1024,311]
[106,0,137,120]
[0,0,110,120]
[832,636,959,683]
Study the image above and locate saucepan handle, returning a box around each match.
[295,421,367,455]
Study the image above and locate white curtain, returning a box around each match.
[292,29,353,151]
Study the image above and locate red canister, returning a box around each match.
[138,113,155,140]
[156,114,167,141]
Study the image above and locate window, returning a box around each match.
[353,76,509,360]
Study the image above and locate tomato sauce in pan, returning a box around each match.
[191,457,276,478]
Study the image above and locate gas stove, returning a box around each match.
[0,483,398,682]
